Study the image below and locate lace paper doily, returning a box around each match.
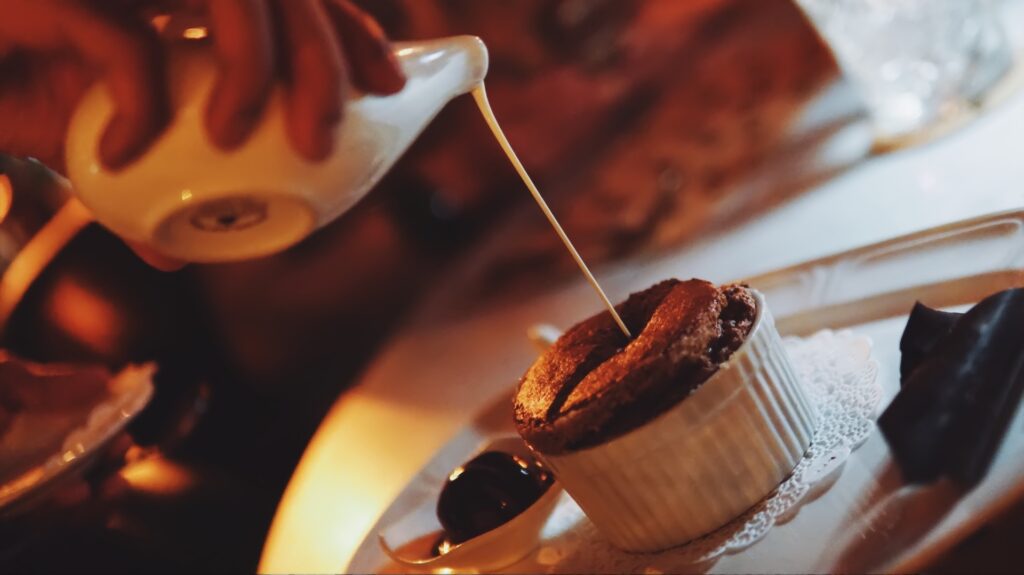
[524,330,882,573]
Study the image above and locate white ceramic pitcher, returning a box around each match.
[64,35,488,262]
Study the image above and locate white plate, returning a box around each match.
[0,363,155,517]
[348,210,1024,573]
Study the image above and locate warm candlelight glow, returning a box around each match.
[0,175,12,224]
[260,395,455,573]
[182,26,208,40]
[120,455,196,495]
[0,199,92,326]
[436,540,453,555]
[448,466,465,482]
[46,277,122,357]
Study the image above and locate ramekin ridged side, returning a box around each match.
[535,291,817,552]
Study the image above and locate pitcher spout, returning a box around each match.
[392,35,489,97]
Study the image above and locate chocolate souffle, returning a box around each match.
[514,279,756,454]
[510,278,815,552]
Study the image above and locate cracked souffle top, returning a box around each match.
[514,279,756,454]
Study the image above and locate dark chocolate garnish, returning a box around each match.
[898,302,963,383]
[435,451,553,545]
[880,288,1024,486]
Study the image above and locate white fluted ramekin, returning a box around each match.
[535,290,817,552]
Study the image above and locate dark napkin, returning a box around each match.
[880,289,1024,486]
[898,302,962,382]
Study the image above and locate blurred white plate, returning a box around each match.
[347,210,1024,573]
[0,363,155,517]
